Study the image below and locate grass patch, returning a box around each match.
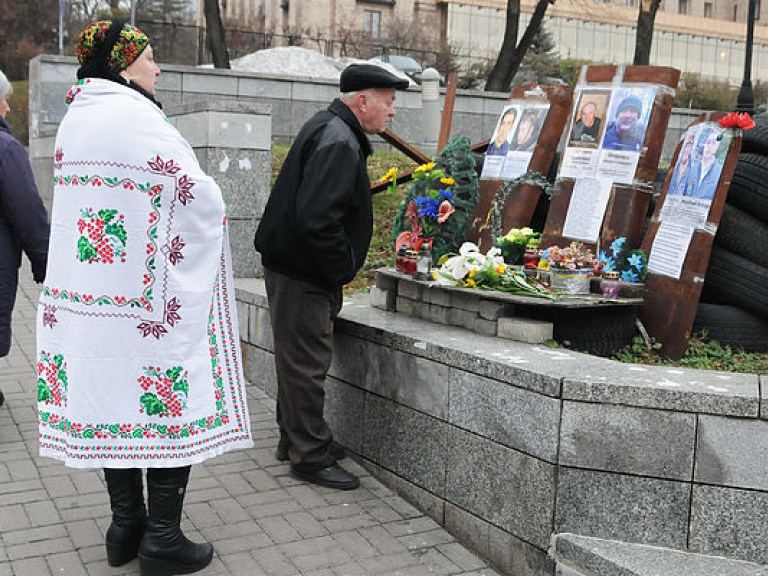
[613,334,767,374]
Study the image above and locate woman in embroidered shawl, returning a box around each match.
[36,20,252,576]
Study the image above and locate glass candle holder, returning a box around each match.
[600,270,623,298]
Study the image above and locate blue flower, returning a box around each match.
[621,270,639,282]
[627,253,645,270]
[599,250,609,264]
[414,196,440,219]
[602,263,615,272]
[610,237,626,254]
[439,189,453,202]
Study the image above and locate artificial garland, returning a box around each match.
[486,171,553,241]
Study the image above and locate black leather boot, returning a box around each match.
[104,468,146,566]
[138,466,213,576]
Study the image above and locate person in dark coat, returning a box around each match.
[255,63,409,490]
[0,68,49,407]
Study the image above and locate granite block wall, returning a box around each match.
[235,278,768,575]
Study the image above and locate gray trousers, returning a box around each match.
[264,267,343,472]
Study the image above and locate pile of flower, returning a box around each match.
[434,243,555,298]
[543,242,599,272]
[495,227,541,265]
[598,237,648,282]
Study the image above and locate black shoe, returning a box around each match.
[291,464,359,491]
[139,466,213,576]
[104,468,146,567]
[275,441,347,462]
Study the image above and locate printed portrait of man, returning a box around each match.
[487,106,517,156]
[688,126,729,201]
[510,107,547,152]
[602,93,649,152]
[571,100,602,144]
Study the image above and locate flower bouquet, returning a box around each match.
[598,237,648,283]
[434,243,555,299]
[542,242,599,294]
[390,162,456,253]
[494,227,541,266]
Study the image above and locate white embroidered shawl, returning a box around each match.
[37,79,253,468]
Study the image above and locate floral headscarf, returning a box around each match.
[76,20,149,73]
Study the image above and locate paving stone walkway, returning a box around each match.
[0,267,501,576]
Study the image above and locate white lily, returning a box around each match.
[434,243,506,285]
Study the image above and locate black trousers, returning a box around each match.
[264,267,343,472]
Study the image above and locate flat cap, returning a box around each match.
[340,63,410,92]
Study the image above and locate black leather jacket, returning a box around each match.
[255,99,373,288]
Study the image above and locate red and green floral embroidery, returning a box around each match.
[37,352,68,407]
[76,208,127,264]
[138,365,189,417]
[44,175,162,311]
[38,411,231,440]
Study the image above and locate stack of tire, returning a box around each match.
[696,112,768,353]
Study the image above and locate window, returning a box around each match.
[678,0,688,14]
[703,1,712,16]
[363,10,381,39]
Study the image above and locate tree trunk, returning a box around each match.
[633,0,661,65]
[204,0,230,69]
[485,0,553,92]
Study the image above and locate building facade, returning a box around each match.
[210,0,767,85]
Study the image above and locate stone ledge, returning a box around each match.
[550,533,768,576]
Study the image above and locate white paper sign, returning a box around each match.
[562,178,613,242]
[597,149,640,185]
[560,147,599,180]
[647,222,695,279]
[500,152,534,179]
[480,155,505,179]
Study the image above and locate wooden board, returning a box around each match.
[541,65,680,252]
[639,112,742,359]
[465,82,573,251]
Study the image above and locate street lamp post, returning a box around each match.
[736,0,756,114]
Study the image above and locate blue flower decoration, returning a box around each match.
[439,189,453,201]
[621,270,639,282]
[627,253,645,270]
[610,237,626,253]
[599,250,609,264]
[602,263,615,272]
[414,196,440,219]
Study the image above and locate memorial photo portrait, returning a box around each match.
[510,106,548,152]
[487,106,518,156]
[569,90,609,148]
[602,87,655,152]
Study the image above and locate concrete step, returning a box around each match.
[551,533,768,576]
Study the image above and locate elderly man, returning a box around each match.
[255,64,409,490]
[571,100,601,143]
[603,95,645,152]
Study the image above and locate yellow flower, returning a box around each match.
[432,270,438,280]
[414,162,436,173]
[465,278,476,287]
[440,177,455,185]
[469,268,477,277]
[495,265,506,274]
[380,167,397,183]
